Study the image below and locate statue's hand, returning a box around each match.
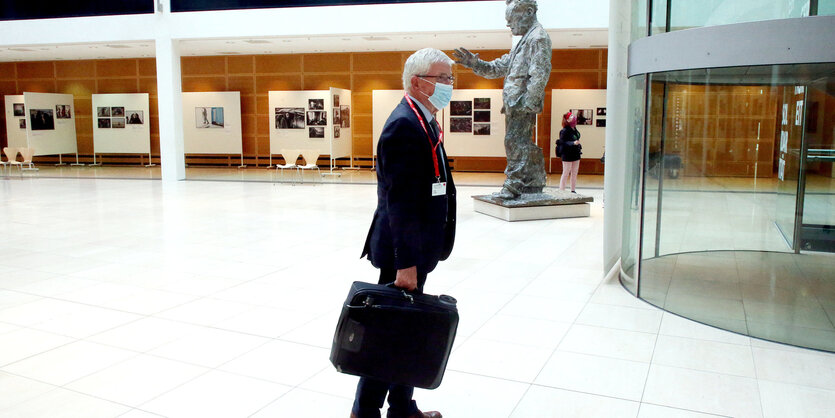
[453,47,479,68]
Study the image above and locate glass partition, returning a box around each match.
[624,63,835,352]
[821,0,835,15]
[643,0,823,33]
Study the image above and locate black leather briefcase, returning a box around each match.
[330,281,459,389]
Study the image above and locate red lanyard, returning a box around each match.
[404,93,444,180]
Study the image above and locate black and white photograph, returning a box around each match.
[111,107,125,117]
[474,110,490,123]
[450,100,472,116]
[19,119,26,129]
[473,123,491,136]
[334,125,341,138]
[333,107,341,126]
[29,109,55,131]
[340,106,350,128]
[474,98,491,110]
[98,118,111,128]
[275,108,305,129]
[309,126,325,138]
[307,110,327,126]
[13,103,25,117]
[596,119,606,128]
[597,107,607,116]
[97,107,111,117]
[570,108,594,125]
[112,118,126,128]
[333,95,340,108]
[126,111,144,125]
[450,117,472,133]
[55,105,72,119]
[195,107,225,128]
[309,99,324,110]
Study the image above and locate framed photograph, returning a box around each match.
[275,107,305,129]
[13,103,24,117]
[111,107,125,117]
[29,109,55,131]
[333,107,341,126]
[195,107,225,128]
[473,123,491,135]
[19,119,26,129]
[309,126,325,138]
[474,98,490,110]
[570,108,594,125]
[596,119,606,128]
[450,101,472,116]
[334,125,341,138]
[126,110,144,125]
[55,104,72,119]
[597,107,607,116]
[307,110,327,126]
[340,106,350,128]
[97,106,111,117]
[309,99,324,110]
[98,118,111,128]
[473,111,490,123]
[333,95,340,107]
[450,117,472,133]
[112,118,126,128]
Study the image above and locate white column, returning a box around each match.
[155,0,185,182]
[603,0,632,272]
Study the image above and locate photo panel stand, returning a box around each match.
[182,92,244,169]
[91,93,152,168]
[23,92,79,166]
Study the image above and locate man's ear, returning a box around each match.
[525,7,534,17]
[410,75,421,91]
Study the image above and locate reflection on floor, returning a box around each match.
[1,177,834,417]
[641,251,835,352]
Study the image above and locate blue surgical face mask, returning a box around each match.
[420,79,453,110]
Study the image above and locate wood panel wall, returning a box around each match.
[0,59,159,164]
[1,49,608,172]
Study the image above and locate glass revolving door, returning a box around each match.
[631,63,835,352]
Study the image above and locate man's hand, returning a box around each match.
[453,48,479,68]
[394,266,418,291]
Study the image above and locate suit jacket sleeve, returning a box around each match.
[471,53,512,79]
[379,117,425,270]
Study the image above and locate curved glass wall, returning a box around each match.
[623,62,835,352]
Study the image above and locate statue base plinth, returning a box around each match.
[472,191,593,222]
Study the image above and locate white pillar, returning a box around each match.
[155,1,185,182]
[603,0,632,272]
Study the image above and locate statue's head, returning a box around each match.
[505,0,537,36]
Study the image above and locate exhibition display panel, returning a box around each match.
[269,89,352,173]
[4,95,28,149]
[372,89,505,158]
[550,89,607,161]
[182,91,244,166]
[22,92,78,158]
[91,93,151,165]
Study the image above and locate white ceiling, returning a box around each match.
[0,29,608,62]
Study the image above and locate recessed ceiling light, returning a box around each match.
[572,33,583,36]
[362,36,390,41]
[106,44,132,49]
[341,38,351,41]
[282,40,293,43]
[466,35,477,39]
[245,40,271,44]
[9,48,35,52]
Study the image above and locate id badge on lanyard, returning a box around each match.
[404,93,447,198]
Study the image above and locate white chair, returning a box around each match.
[0,147,9,175]
[3,147,21,175]
[276,149,301,183]
[19,148,38,172]
[298,149,321,183]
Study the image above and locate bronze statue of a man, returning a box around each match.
[454,0,552,198]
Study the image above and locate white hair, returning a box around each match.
[402,48,454,91]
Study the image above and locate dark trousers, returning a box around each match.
[351,267,428,418]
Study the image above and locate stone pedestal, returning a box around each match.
[473,191,593,222]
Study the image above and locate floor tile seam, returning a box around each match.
[0,370,62,412]
[26,291,203,325]
[646,361,764,385]
[0,333,84,369]
[4,383,139,415]
[755,376,835,393]
[638,402,734,418]
[654,331,754,350]
[133,367,220,413]
[527,381,643,405]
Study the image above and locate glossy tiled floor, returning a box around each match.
[2,175,835,417]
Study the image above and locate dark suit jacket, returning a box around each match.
[362,98,456,274]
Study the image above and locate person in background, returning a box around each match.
[557,111,582,192]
